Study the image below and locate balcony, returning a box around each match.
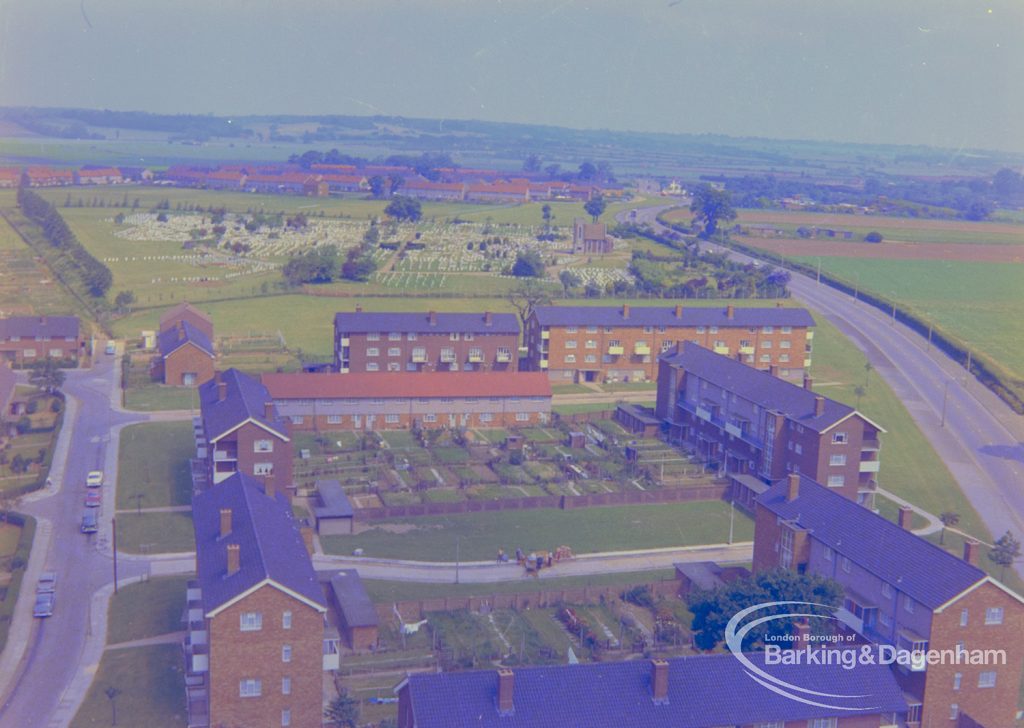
[725,423,743,438]
[440,353,457,364]
[607,345,624,356]
[862,438,881,452]
[713,345,730,355]
[411,350,427,363]
[695,406,712,422]
[496,351,512,363]
[633,343,651,356]
[212,448,237,462]
[468,352,484,363]
[541,330,550,340]
[859,460,881,473]
[739,346,755,355]
[539,359,548,369]
[804,358,812,367]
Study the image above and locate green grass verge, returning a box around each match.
[322,501,752,561]
[116,512,194,554]
[117,422,194,509]
[123,384,196,412]
[69,644,186,728]
[107,576,191,645]
[0,514,35,655]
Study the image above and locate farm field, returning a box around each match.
[320,500,753,560]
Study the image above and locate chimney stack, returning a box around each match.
[355,304,363,313]
[622,304,630,319]
[963,538,980,566]
[776,301,783,308]
[814,396,825,417]
[484,311,493,326]
[219,508,232,538]
[178,321,186,341]
[496,668,515,715]
[264,473,276,499]
[769,364,780,377]
[39,315,47,326]
[674,304,683,319]
[898,505,914,530]
[803,376,814,391]
[428,310,437,326]
[217,380,227,402]
[264,401,274,420]
[787,473,800,502]
[226,543,240,576]
[726,304,735,320]
[794,620,812,649]
[651,659,669,704]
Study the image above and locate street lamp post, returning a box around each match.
[728,500,735,545]
[816,257,822,285]
[941,381,951,428]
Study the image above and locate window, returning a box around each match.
[366,347,379,357]
[762,325,774,334]
[827,475,845,488]
[661,341,674,352]
[282,676,291,695]
[254,439,273,453]
[904,596,915,614]
[585,355,597,363]
[479,413,493,423]
[449,332,460,341]
[516,412,529,421]
[950,704,960,720]
[365,362,379,372]
[794,443,803,455]
[388,332,401,341]
[881,582,892,598]
[282,645,292,663]
[782,326,792,334]
[879,611,891,626]
[696,326,706,334]
[423,414,437,423]
[254,463,273,476]
[780,340,792,349]
[643,326,653,333]
[407,332,416,341]
[604,326,613,333]
[566,326,578,333]
[754,723,784,728]
[240,612,262,631]
[779,527,794,568]
[831,432,848,444]
[978,671,996,688]
[779,354,790,363]
[290,415,305,424]
[760,354,771,362]
[761,340,772,349]
[281,709,291,726]
[808,718,837,728]
[387,347,401,357]
[953,673,961,691]
[327,414,342,424]
[385,414,400,424]
[282,611,292,629]
[709,325,718,334]
[239,679,262,697]
[367,332,380,341]
[823,546,833,561]
[960,608,969,626]
[464,333,474,341]
[585,339,597,349]
[387,362,401,372]
[713,340,726,349]
[564,354,576,363]
[985,607,1004,625]
[586,326,597,333]
[440,347,456,362]
[841,556,851,573]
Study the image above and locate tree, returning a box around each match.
[511,249,545,278]
[29,359,65,393]
[688,569,844,651]
[963,198,992,222]
[541,204,554,232]
[282,246,339,286]
[114,290,136,314]
[324,691,360,728]
[384,196,422,222]
[340,246,377,282]
[689,184,737,238]
[939,511,960,545]
[864,231,883,243]
[507,279,552,330]
[583,195,607,223]
[989,531,1021,581]
[853,385,866,409]
[368,175,387,198]
[577,161,598,181]
[522,154,542,173]
[559,269,582,293]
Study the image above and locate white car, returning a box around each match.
[86,471,104,488]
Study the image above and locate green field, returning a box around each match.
[107,576,190,644]
[794,257,1024,388]
[321,500,752,561]
[117,422,195,509]
[70,645,186,728]
[116,512,195,554]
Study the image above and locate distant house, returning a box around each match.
[572,218,613,254]
[399,179,466,201]
[25,167,74,187]
[186,472,331,728]
[464,182,531,203]
[75,167,124,185]
[153,320,215,386]
[0,168,21,188]
[0,315,82,367]
[159,302,214,341]
[312,479,354,535]
[329,570,379,651]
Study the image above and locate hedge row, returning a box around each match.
[0,513,38,655]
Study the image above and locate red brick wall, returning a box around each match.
[208,586,324,728]
[339,331,519,373]
[231,421,294,490]
[345,624,379,652]
[283,409,547,432]
[921,581,1024,728]
[753,502,783,573]
[0,340,80,366]
[163,343,215,386]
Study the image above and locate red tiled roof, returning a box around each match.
[26,166,73,179]
[262,372,551,400]
[320,174,366,184]
[0,168,20,181]
[207,170,245,181]
[401,179,464,191]
[311,164,357,172]
[78,167,122,178]
[466,182,530,195]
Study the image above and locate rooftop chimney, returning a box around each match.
[226,543,240,576]
[622,304,630,319]
[39,315,47,326]
[355,304,363,313]
[264,473,276,499]
[219,508,232,538]
[674,304,683,319]
[776,301,783,308]
[769,365,780,377]
[264,401,274,420]
[963,538,980,566]
[898,505,914,530]
[484,311,493,326]
[787,473,800,502]
[794,620,812,649]
[496,668,515,715]
[217,380,227,402]
[651,659,669,705]
[726,304,735,320]
[814,396,825,417]
[428,310,437,326]
[803,376,814,391]
[178,322,186,341]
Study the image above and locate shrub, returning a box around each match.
[622,585,655,609]
[25,400,38,415]
[864,231,883,243]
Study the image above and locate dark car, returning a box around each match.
[36,572,57,594]
[33,592,55,618]
[85,491,101,508]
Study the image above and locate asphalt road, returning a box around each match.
[624,205,1024,569]
[0,354,148,728]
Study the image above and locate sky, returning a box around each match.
[0,0,1022,153]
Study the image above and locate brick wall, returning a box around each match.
[163,344,215,386]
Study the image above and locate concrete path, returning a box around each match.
[876,487,943,536]
[107,631,187,652]
[114,505,192,515]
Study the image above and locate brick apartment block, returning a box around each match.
[198,369,293,491]
[186,473,330,728]
[0,315,82,366]
[754,475,1024,727]
[333,309,520,374]
[525,303,814,384]
[656,342,885,506]
[262,371,552,431]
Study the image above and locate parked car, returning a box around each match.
[105,341,116,355]
[36,572,57,594]
[85,491,101,508]
[81,510,98,534]
[33,592,55,618]
[86,471,104,488]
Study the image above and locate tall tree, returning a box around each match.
[689,184,736,238]
[384,196,422,222]
[511,250,545,278]
[29,359,66,393]
[939,511,960,545]
[583,195,607,223]
[989,531,1021,581]
[507,279,552,331]
[522,154,542,173]
[324,691,360,728]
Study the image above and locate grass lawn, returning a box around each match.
[116,512,195,554]
[362,569,678,602]
[0,523,21,557]
[600,381,658,393]
[553,402,620,416]
[123,384,196,412]
[322,501,752,561]
[117,422,194,509]
[107,576,191,645]
[551,384,592,395]
[70,644,186,728]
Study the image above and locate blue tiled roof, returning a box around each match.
[157,319,213,358]
[402,651,906,728]
[0,315,79,341]
[193,473,324,615]
[663,342,855,432]
[198,368,288,443]
[329,570,379,628]
[334,311,519,335]
[758,476,986,609]
[532,305,815,329]
[314,479,353,519]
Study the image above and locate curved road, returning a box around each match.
[626,205,1024,571]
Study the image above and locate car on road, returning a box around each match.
[81,510,98,534]
[105,341,116,355]
[33,592,55,618]
[36,572,57,594]
[85,491,101,508]
[86,471,104,488]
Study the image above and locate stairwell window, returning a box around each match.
[978,671,996,688]
[240,612,262,631]
[985,607,1004,625]
[282,676,291,695]
[282,644,292,663]
[281,709,291,726]
[239,678,262,697]
[282,611,292,629]
[254,439,273,453]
